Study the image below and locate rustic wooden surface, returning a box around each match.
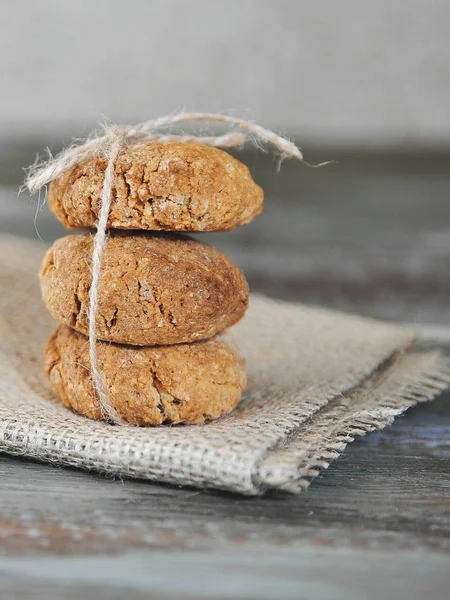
[0,148,449,599]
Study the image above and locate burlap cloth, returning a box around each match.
[1,234,449,495]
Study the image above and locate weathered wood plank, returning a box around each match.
[1,546,450,600]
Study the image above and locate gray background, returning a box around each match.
[2,0,450,147]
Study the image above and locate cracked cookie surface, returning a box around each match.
[48,141,264,231]
[40,232,249,346]
[44,325,246,425]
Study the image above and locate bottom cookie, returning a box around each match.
[44,325,246,425]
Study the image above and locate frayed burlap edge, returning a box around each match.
[254,352,450,494]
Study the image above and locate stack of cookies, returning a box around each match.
[40,142,264,425]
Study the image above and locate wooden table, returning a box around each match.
[0,148,449,599]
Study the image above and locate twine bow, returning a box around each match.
[25,113,313,424]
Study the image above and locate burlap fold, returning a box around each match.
[0,234,449,495]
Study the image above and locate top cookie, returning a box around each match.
[48,141,264,231]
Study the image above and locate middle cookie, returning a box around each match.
[41,232,249,346]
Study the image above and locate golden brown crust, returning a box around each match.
[48,141,264,231]
[44,325,246,425]
[40,232,249,346]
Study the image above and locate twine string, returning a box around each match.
[87,129,127,423]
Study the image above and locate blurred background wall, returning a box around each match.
[2,0,450,148]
